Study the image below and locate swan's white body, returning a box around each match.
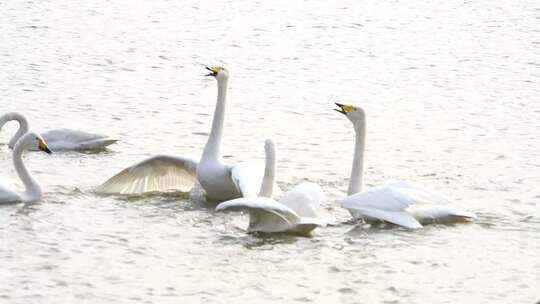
[96,67,272,201]
[0,112,117,151]
[335,103,476,229]
[216,140,324,235]
[0,132,52,204]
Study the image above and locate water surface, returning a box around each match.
[1,0,539,303]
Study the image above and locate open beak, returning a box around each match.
[334,102,347,115]
[38,139,52,154]
[205,66,217,77]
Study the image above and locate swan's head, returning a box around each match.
[205,66,229,81]
[334,103,365,123]
[264,139,275,154]
[264,139,276,163]
[16,132,52,154]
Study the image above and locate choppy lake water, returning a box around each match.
[1,0,539,303]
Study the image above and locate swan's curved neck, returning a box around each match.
[259,141,276,197]
[348,116,366,195]
[202,77,228,160]
[13,142,42,201]
[0,113,29,148]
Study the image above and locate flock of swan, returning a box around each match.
[0,66,476,235]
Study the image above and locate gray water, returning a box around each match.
[1,1,539,303]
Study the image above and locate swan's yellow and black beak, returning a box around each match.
[334,102,354,115]
[205,66,221,77]
[38,138,52,154]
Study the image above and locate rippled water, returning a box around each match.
[1,0,539,303]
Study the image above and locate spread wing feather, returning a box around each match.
[216,197,300,233]
[95,155,198,195]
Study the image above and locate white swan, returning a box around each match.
[216,139,324,235]
[0,112,118,151]
[0,132,52,204]
[334,103,476,229]
[96,66,273,201]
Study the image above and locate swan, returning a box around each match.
[334,103,476,229]
[0,132,52,204]
[216,139,324,235]
[0,112,118,151]
[96,66,273,201]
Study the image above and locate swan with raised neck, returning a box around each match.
[96,66,270,198]
[196,66,241,201]
[335,102,477,228]
[0,132,52,204]
[258,139,275,197]
[335,103,366,195]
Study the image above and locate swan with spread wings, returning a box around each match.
[96,67,272,202]
[216,139,324,235]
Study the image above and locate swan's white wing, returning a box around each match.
[279,182,323,217]
[341,186,415,212]
[216,197,300,233]
[340,186,422,228]
[77,138,118,150]
[229,162,264,198]
[407,205,477,224]
[95,155,198,195]
[382,182,476,222]
[385,181,452,205]
[43,128,107,143]
[351,207,422,229]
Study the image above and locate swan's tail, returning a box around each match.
[408,205,477,224]
[79,139,118,150]
[347,207,423,229]
[289,217,324,235]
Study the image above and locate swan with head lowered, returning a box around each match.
[0,132,52,204]
[216,139,324,235]
[96,66,275,201]
[334,103,476,229]
[0,112,117,151]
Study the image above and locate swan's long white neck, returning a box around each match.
[259,140,276,197]
[0,112,29,148]
[202,76,228,160]
[348,113,366,195]
[13,140,42,201]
